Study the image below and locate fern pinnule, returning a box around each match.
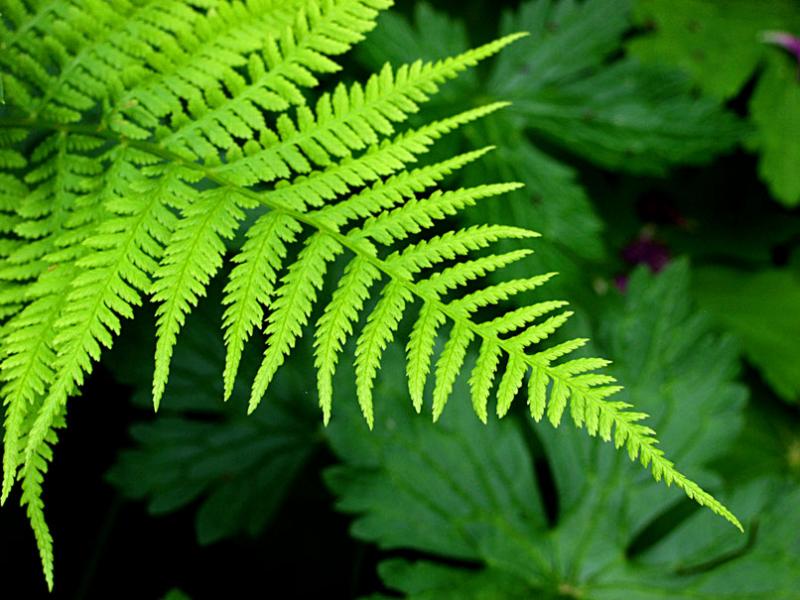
[222,212,303,401]
[315,257,381,423]
[248,232,343,413]
[355,281,413,428]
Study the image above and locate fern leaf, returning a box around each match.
[314,257,380,423]
[468,339,502,423]
[160,0,390,160]
[528,365,549,422]
[406,302,445,413]
[249,233,343,413]
[431,322,473,421]
[355,281,412,428]
[390,225,538,274]
[152,187,254,408]
[214,34,525,184]
[0,272,68,502]
[222,212,302,400]
[418,249,533,296]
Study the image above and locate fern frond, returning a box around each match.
[20,441,57,591]
[152,186,255,408]
[212,34,526,185]
[222,212,303,400]
[0,0,742,586]
[249,232,343,412]
[315,257,380,423]
[0,271,69,503]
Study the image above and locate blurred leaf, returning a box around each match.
[107,292,321,545]
[358,3,472,73]
[630,0,800,206]
[694,267,800,403]
[512,59,743,173]
[714,396,800,485]
[630,0,799,100]
[327,263,800,598]
[162,590,191,600]
[748,52,800,206]
[493,0,742,174]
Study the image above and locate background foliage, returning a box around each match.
[1,0,799,598]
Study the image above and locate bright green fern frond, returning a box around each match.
[355,280,413,428]
[212,34,525,185]
[153,185,255,408]
[249,232,343,412]
[222,212,303,400]
[314,256,380,423]
[0,0,742,588]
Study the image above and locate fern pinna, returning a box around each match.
[0,0,739,588]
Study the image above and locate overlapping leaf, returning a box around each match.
[630,0,800,206]
[328,264,800,599]
[359,0,743,294]
[106,293,321,545]
[694,266,800,404]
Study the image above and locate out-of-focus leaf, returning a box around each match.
[107,292,321,545]
[327,263,800,599]
[714,396,800,485]
[512,59,743,173]
[358,3,471,73]
[694,267,800,403]
[748,53,800,206]
[493,0,742,174]
[162,589,191,600]
[630,0,800,206]
[630,0,799,100]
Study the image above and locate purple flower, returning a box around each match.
[613,232,671,293]
[621,236,670,273]
[763,31,800,64]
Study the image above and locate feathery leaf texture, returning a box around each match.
[0,0,738,588]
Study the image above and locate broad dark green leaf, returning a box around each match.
[107,292,321,545]
[694,266,800,403]
[326,263,800,599]
[748,53,800,207]
[630,0,800,100]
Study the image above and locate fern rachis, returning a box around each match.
[0,0,740,589]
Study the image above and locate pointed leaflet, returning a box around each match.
[152,187,254,409]
[355,281,412,428]
[528,366,548,422]
[406,302,445,413]
[496,354,528,418]
[468,340,502,423]
[222,212,302,400]
[249,233,343,413]
[432,322,473,421]
[314,256,380,423]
